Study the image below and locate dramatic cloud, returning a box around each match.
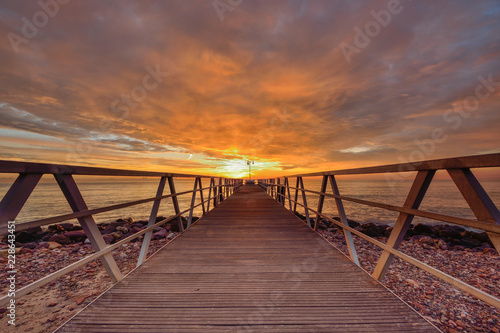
[0,0,499,177]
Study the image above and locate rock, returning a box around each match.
[47,302,57,307]
[76,295,91,305]
[166,232,176,239]
[116,226,129,234]
[460,237,482,248]
[14,231,36,243]
[49,234,71,245]
[470,231,489,243]
[64,230,87,239]
[131,226,144,234]
[169,218,188,232]
[413,223,436,235]
[102,222,120,234]
[348,220,360,228]
[438,225,465,240]
[41,233,53,242]
[47,241,62,250]
[156,216,167,222]
[111,232,122,240]
[418,235,435,246]
[318,221,330,230]
[102,234,114,244]
[46,314,59,323]
[48,224,65,232]
[115,217,134,224]
[59,223,74,231]
[20,247,32,254]
[35,242,49,250]
[434,239,447,249]
[405,278,420,288]
[359,223,381,237]
[483,248,498,255]
[23,242,37,249]
[152,229,168,240]
[35,231,49,240]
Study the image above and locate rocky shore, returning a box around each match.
[0,216,185,333]
[312,215,500,333]
[1,215,499,333]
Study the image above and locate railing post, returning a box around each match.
[167,176,184,232]
[277,178,282,205]
[448,168,500,252]
[54,174,123,283]
[293,177,299,213]
[137,176,167,266]
[218,178,223,203]
[187,177,199,228]
[298,176,311,228]
[314,175,328,231]
[284,177,292,212]
[207,177,214,211]
[0,173,42,226]
[372,170,435,281]
[199,177,206,215]
[329,175,359,266]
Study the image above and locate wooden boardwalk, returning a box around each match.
[57,185,439,332]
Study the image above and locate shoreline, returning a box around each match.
[1,216,498,333]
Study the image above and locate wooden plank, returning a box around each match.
[56,185,438,332]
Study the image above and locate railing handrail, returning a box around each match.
[286,153,500,177]
[0,159,228,178]
[257,153,500,309]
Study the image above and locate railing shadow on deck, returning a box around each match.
[0,160,242,306]
[258,153,500,309]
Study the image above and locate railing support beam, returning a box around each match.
[0,173,42,226]
[314,175,328,231]
[54,174,123,283]
[372,170,435,281]
[448,168,500,252]
[137,176,167,266]
[330,175,360,266]
[167,176,184,232]
[187,177,200,228]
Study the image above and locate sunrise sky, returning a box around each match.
[1,0,499,178]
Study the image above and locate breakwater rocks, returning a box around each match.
[302,213,496,254]
[2,216,196,254]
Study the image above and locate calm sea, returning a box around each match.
[1,177,499,227]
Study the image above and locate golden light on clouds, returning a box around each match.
[0,1,499,178]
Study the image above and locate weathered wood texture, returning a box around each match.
[57,185,438,332]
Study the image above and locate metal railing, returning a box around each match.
[258,153,500,309]
[0,160,242,306]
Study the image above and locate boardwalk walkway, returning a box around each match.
[56,185,438,332]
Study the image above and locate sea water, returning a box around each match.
[0,176,498,227]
